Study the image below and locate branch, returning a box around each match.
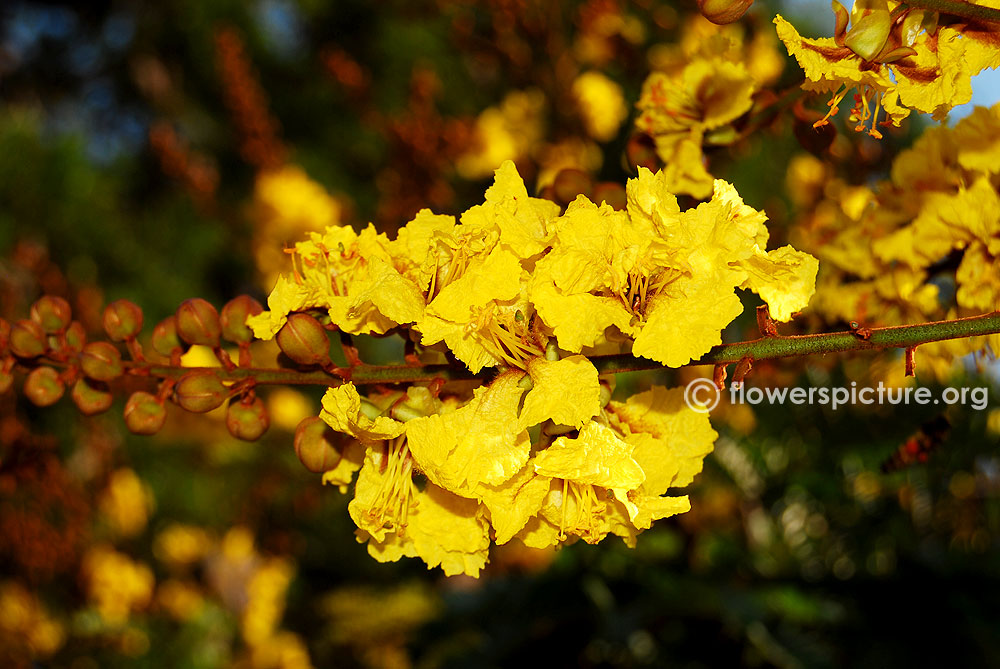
[904,0,1000,23]
[130,310,1000,386]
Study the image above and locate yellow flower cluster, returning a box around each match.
[637,17,784,198]
[795,102,1000,376]
[0,581,65,661]
[97,467,154,538]
[249,161,818,576]
[81,545,155,626]
[777,0,1000,137]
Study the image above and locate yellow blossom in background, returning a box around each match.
[153,523,213,569]
[82,545,155,626]
[572,71,629,142]
[242,558,295,645]
[775,2,1000,137]
[0,582,65,661]
[156,579,205,622]
[266,388,315,432]
[98,468,154,538]
[456,89,546,179]
[254,165,341,286]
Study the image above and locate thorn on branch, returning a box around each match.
[732,356,754,384]
[756,305,779,337]
[849,320,873,340]
[713,363,727,390]
[905,346,916,377]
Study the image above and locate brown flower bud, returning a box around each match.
[552,169,594,204]
[176,298,221,347]
[625,133,659,173]
[794,118,837,156]
[697,0,753,25]
[103,299,144,341]
[24,366,64,407]
[276,313,330,366]
[174,371,228,413]
[293,416,343,473]
[79,342,124,381]
[152,316,184,357]
[10,320,47,358]
[30,296,72,334]
[220,295,263,344]
[226,396,270,441]
[71,378,113,416]
[64,321,87,354]
[592,182,627,211]
[125,391,167,435]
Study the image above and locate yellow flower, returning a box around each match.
[153,523,212,569]
[249,224,425,339]
[320,382,405,444]
[636,45,756,198]
[572,71,629,142]
[82,545,155,626]
[405,371,531,494]
[98,468,154,537]
[0,581,65,660]
[531,169,817,366]
[775,3,999,136]
[253,165,341,286]
[361,482,491,578]
[456,89,546,180]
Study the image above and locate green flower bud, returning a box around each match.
[71,378,113,416]
[697,0,754,25]
[79,342,124,382]
[30,296,72,334]
[103,299,144,341]
[276,313,330,366]
[152,316,184,357]
[125,391,167,435]
[64,321,87,354]
[10,320,47,358]
[24,366,64,407]
[220,295,263,344]
[226,396,270,441]
[174,371,228,413]
[293,416,343,473]
[176,298,221,347]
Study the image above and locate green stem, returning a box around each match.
[904,0,1000,23]
[130,310,1000,386]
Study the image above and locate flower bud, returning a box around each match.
[125,391,167,435]
[103,299,144,341]
[276,313,330,366]
[176,298,221,347]
[64,321,87,354]
[174,371,228,413]
[0,319,9,354]
[552,169,594,204]
[625,133,659,172]
[293,416,343,473]
[220,295,263,344]
[794,118,837,156]
[24,366,64,407]
[79,342,124,381]
[10,320,47,358]
[697,0,753,25]
[592,182,627,211]
[30,296,72,334]
[71,378,113,416]
[226,397,270,441]
[152,316,185,357]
